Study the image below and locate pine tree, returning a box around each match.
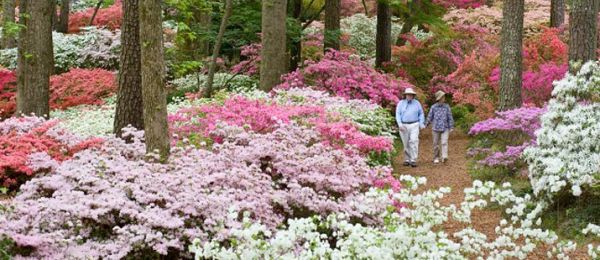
[498,0,524,111]
[259,0,288,91]
[568,0,598,73]
[375,1,391,68]
[324,0,340,51]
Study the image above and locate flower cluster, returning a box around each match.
[339,14,404,59]
[0,69,117,116]
[468,106,546,169]
[169,95,393,155]
[0,28,121,72]
[69,0,123,33]
[278,50,412,109]
[0,117,102,189]
[230,43,261,77]
[0,121,395,258]
[191,177,593,259]
[168,72,258,101]
[434,0,483,9]
[523,61,600,198]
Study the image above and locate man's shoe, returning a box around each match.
[442,158,448,163]
[433,159,440,164]
[410,162,417,168]
[403,162,410,166]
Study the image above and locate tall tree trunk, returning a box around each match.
[89,0,104,26]
[486,0,494,7]
[114,0,143,138]
[198,11,211,57]
[362,0,369,15]
[16,0,54,118]
[259,0,288,91]
[569,0,598,73]
[324,0,340,51]
[375,1,391,68]
[550,0,565,28]
[395,0,419,46]
[57,0,70,33]
[1,0,16,48]
[498,0,524,111]
[139,0,170,161]
[205,0,233,98]
[289,0,302,71]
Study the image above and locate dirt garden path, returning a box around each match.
[392,130,590,259]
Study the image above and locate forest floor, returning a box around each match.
[392,130,590,259]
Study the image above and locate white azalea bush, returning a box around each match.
[0,27,120,72]
[523,61,600,199]
[190,177,595,259]
[168,73,258,101]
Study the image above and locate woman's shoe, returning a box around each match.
[442,158,448,163]
[433,159,440,164]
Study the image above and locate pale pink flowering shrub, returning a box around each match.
[278,50,412,109]
[0,117,102,189]
[169,96,393,155]
[230,43,261,77]
[0,123,395,258]
[434,0,483,9]
[468,106,546,169]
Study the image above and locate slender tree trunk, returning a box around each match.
[290,0,302,71]
[324,0,340,51]
[498,0,524,111]
[362,0,369,15]
[139,0,170,161]
[57,0,70,33]
[550,0,565,28]
[89,0,104,26]
[568,0,598,73]
[486,0,494,7]
[259,0,288,91]
[16,0,54,118]
[198,11,211,57]
[375,2,391,68]
[1,0,16,49]
[114,0,143,138]
[205,0,233,98]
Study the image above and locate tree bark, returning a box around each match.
[114,0,143,138]
[16,0,54,118]
[375,2,391,68]
[198,11,211,57]
[205,0,233,98]
[289,0,302,71]
[259,0,288,91]
[57,0,70,33]
[324,0,340,51]
[498,0,524,111]
[550,0,565,28]
[139,0,170,161]
[485,0,494,7]
[568,0,598,73]
[362,0,369,15]
[1,0,16,48]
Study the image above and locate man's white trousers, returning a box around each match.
[399,122,420,163]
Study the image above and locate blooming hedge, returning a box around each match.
[0,69,16,118]
[0,119,396,258]
[278,50,412,109]
[69,0,123,33]
[0,117,102,189]
[523,61,600,199]
[0,69,117,117]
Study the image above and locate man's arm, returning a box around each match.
[395,100,403,126]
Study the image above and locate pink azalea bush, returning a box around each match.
[0,117,102,189]
[278,50,412,109]
[0,122,396,258]
[169,96,393,155]
[468,106,546,169]
[434,0,483,9]
[230,43,261,77]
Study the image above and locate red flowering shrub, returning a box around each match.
[69,0,123,33]
[278,50,412,109]
[0,69,16,118]
[523,27,568,70]
[0,69,117,116]
[0,117,103,189]
[49,68,117,109]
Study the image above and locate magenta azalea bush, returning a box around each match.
[0,121,396,258]
[468,106,546,169]
[169,96,393,157]
[278,50,412,109]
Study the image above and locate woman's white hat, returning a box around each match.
[435,90,445,101]
[403,88,417,95]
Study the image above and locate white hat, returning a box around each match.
[403,88,417,96]
[435,90,445,101]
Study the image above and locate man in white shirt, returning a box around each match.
[395,88,425,167]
